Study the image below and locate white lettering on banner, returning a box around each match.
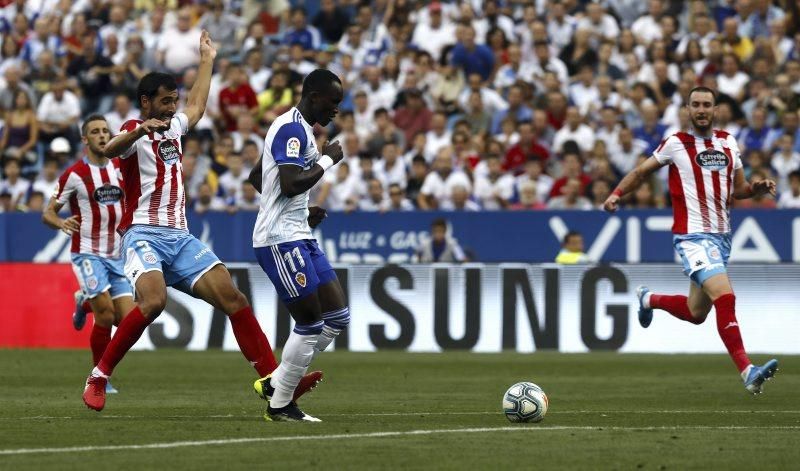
[390,231,427,250]
[131,264,800,355]
[548,216,621,261]
[339,232,373,249]
[626,217,640,263]
[729,217,780,262]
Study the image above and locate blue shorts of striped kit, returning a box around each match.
[255,239,337,303]
[71,253,133,299]
[673,232,732,287]
[122,225,222,293]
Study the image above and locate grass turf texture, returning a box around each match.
[0,350,797,470]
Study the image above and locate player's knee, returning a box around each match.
[94,308,115,328]
[322,306,350,330]
[219,288,248,314]
[139,293,167,318]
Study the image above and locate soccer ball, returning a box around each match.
[502,382,548,423]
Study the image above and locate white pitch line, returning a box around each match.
[3,410,800,420]
[2,426,800,456]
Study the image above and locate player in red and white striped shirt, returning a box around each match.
[604,87,779,394]
[43,116,135,393]
[82,31,320,412]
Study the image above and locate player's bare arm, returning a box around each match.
[731,167,777,199]
[42,198,79,234]
[278,140,343,198]
[247,157,263,191]
[603,156,664,212]
[184,30,217,129]
[102,118,169,158]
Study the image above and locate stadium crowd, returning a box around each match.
[0,0,799,214]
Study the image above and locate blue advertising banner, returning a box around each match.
[3,209,799,263]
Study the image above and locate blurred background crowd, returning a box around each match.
[0,0,799,214]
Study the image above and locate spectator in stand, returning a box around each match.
[550,150,593,199]
[633,103,668,154]
[366,108,406,157]
[0,159,30,210]
[358,178,385,212]
[765,109,800,153]
[552,107,595,155]
[374,141,406,190]
[738,107,770,153]
[451,24,494,82]
[490,85,532,135]
[473,154,514,210]
[257,69,293,125]
[230,114,262,155]
[393,89,432,148]
[555,231,591,264]
[194,182,227,213]
[313,0,350,45]
[67,33,115,115]
[405,155,429,206]
[218,153,249,201]
[441,184,480,211]
[1,89,39,174]
[771,134,800,194]
[423,111,451,162]
[383,183,415,212]
[458,72,508,116]
[24,190,44,212]
[36,76,80,149]
[235,181,260,211]
[547,177,592,210]
[104,93,139,136]
[415,218,467,263]
[219,62,258,132]
[509,180,546,210]
[156,7,202,74]
[589,178,613,209]
[411,1,456,63]
[32,157,59,198]
[504,121,549,174]
[777,170,800,208]
[20,17,65,72]
[198,0,242,59]
[418,147,471,210]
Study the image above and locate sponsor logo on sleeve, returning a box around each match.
[286,137,301,158]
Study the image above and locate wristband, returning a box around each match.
[612,188,623,197]
[317,155,334,171]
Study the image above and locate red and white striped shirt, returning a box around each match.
[117,113,189,234]
[55,158,124,258]
[653,130,743,235]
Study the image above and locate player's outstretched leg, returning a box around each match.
[638,283,710,327]
[82,272,164,411]
[192,265,322,402]
[743,359,779,394]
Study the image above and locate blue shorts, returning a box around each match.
[255,239,337,303]
[673,233,732,287]
[122,225,222,293]
[71,253,133,299]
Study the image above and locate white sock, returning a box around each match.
[643,292,652,309]
[741,364,754,381]
[270,321,323,409]
[313,307,350,359]
[313,325,342,359]
[91,366,108,378]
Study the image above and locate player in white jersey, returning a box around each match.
[604,87,779,394]
[43,115,135,394]
[82,32,321,412]
[248,69,347,422]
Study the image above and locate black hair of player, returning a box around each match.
[688,86,717,105]
[137,72,178,108]
[301,69,341,99]
[297,69,343,126]
[81,114,108,136]
[563,230,582,246]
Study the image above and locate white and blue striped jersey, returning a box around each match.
[253,107,320,247]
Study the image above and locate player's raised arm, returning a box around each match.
[731,167,777,199]
[184,30,216,129]
[603,156,664,212]
[278,140,343,197]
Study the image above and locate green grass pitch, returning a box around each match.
[0,350,797,470]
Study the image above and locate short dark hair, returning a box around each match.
[789,170,800,181]
[137,72,177,107]
[81,114,108,136]
[411,155,427,166]
[687,86,717,105]
[431,218,448,230]
[301,69,341,98]
[563,230,582,245]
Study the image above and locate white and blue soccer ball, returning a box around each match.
[502,382,548,423]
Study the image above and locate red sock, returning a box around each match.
[229,306,278,377]
[96,306,151,376]
[90,324,112,366]
[650,294,703,324]
[714,294,750,372]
